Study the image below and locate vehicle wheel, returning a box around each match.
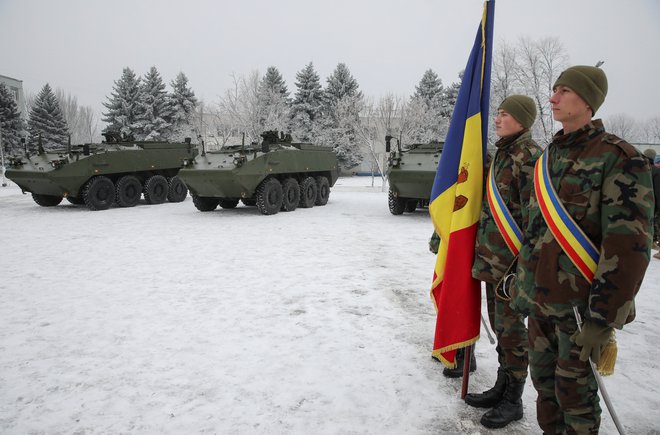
[241,198,256,206]
[32,193,63,207]
[219,198,239,209]
[315,176,330,206]
[144,175,168,204]
[281,178,300,212]
[256,177,283,215]
[388,188,406,215]
[192,195,220,212]
[66,196,85,205]
[298,176,317,208]
[405,200,417,213]
[115,175,142,207]
[83,176,115,211]
[167,175,188,202]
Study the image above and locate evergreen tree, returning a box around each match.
[257,66,290,132]
[259,66,289,99]
[442,70,463,118]
[102,67,141,138]
[169,72,198,141]
[324,63,362,107]
[407,69,450,144]
[0,82,24,155]
[133,66,173,140]
[27,83,68,150]
[413,69,444,106]
[317,94,364,168]
[290,62,324,141]
[315,63,364,168]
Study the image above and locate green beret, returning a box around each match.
[498,95,537,129]
[553,65,608,115]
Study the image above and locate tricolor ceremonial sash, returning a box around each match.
[534,151,599,283]
[486,159,523,256]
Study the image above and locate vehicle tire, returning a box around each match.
[32,193,63,207]
[143,175,168,204]
[115,175,142,207]
[388,188,406,215]
[66,196,85,205]
[405,200,417,213]
[298,176,317,208]
[192,195,220,212]
[219,198,239,209]
[314,176,330,206]
[241,198,256,206]
[256,177,283,215]
[167,175,188,203]
[281,178,300,212]
[83,176,115,211]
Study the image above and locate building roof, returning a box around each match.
[0,74,23,83]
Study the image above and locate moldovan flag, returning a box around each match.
[429,0,494,368]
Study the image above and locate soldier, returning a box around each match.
[466,95,542,428]
[513,65,653,434]
[652,155,660,256]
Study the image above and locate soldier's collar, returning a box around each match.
[495,129,530,149]
[552,120,605,147]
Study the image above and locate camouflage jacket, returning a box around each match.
[472,130,542,284]
[514,120,653,329]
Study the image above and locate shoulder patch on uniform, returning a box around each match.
[603,134,638,158]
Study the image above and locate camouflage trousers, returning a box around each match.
[528,315,601,435]
[485,283,528,380]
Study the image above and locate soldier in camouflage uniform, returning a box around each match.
[466,95,542,428]
[651,155,660,257]
[513,65,653,434]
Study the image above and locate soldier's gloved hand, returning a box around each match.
[428,232,440,254]
[571,320,612,364]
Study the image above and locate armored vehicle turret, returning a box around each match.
[177,131,339,215]
[385,135,443,215]
[5,133,197,211]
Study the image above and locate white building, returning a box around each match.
[0,74,26,118]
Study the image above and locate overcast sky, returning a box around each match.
[2,0,659,124]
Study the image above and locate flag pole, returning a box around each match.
[461,346,472,399]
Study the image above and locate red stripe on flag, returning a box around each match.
[431,224,481,364]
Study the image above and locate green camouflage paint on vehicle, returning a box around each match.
[177,131,339,215]
[385,135,443,215]
[5,132,198,210]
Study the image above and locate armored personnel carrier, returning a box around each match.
[385,135,443,215]
[5,132,197,211]
[177,131,339,215]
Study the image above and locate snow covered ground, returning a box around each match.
[0,176,659,434]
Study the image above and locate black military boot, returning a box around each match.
[464,367,507,408]
[480,373,524,428]
[442,346,477,378]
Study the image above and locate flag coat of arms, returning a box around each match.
[429,1,494,368]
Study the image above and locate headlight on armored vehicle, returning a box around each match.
[49,159,66,169]
[233,156,247,167]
